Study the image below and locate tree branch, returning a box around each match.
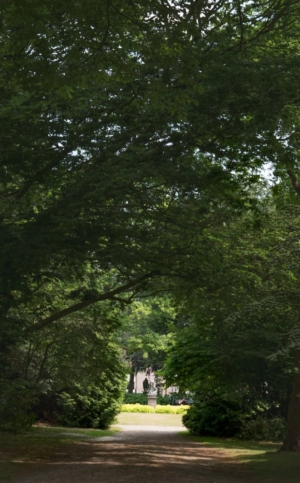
[25,273,157,334]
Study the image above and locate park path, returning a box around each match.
[12,425,254,483]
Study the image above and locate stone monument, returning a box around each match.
[147,381,157,409]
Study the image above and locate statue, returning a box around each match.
[143,377,149,393]
[148,381,157,396]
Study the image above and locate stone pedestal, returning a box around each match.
[147,395,157,409]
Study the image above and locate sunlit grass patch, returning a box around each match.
[31,425,118,439]
[115,411,184,426]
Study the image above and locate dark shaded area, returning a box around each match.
[9,429,252,483]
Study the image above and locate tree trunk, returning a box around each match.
[281,350,300,451]
[127,370,135,394]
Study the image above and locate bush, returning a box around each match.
[183,396,286,442]
[155,404,188,414]
[123,393,148,405]
[0,379,36,433]
[123,394,172,405]
[55,383,123,429]
[121,403,155,413]
[238,416,286,442]
[157,395,171,405]
[34,377,125,430]
[120,403,188,414]
[183,399,244,437]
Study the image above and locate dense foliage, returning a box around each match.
[183,400,286,442]
[182,398,245,438]
[164,204,300,443]
[2,1,300,449]
[2,1,300,337]
[119,297,176,393]
[0,303,127,430]
[123,393,171,405]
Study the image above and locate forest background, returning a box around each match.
[2,0,300,451]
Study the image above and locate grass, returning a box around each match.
[3,416,299,483]
[115,411,185,426]
[0,425,118,482]
[179,433,300,483]
[1,413,183,481]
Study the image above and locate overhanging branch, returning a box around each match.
[25,272,156,334]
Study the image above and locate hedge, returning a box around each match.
[123,394,148,405]
[155,405,188,414]
[123,394,172,405]
[120,404,189,414]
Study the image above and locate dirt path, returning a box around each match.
[11,425,254,483]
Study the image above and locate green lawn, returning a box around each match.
[0,426,118,481]
[115,411,185,426]
[179,433,300,483]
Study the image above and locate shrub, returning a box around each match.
[0,379,36,433]
[183,396,286,442]
[183,399,244,437]
[155,404,188,414]
[238,416,286,442]
[120,403,188,414]
[34,377,126,430]
[121,403,155,413]
[123,394,172,406]
[56,382,124,429]
[123,393,148,405]
[157,395,172,405]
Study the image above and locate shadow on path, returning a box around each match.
[11,425,253,483]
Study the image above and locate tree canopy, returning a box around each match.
[2,0,300,448]
[2,0,300,337]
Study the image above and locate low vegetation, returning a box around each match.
[115,411,184,426]
[180,433,300,483]
[182,400,286,442]
[123,393,171,405]
[0,426,118,481]
[121,404,188,414]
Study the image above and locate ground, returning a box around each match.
[9,423,254,483]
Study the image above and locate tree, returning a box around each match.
[118,297,175,393]
[1,300,127,430]
[164,196,300,447]
[2,1,300,438]
[2,1,300,335]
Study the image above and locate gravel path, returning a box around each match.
[12,425,254,483]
